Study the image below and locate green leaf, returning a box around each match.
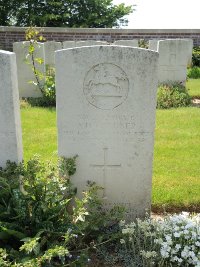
[0,228,26,240]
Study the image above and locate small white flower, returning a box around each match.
[189,251,195,258]
[175,244,181,250]
[174,232,181,237]
[195,241,200,246]
[165,235,172,242]
[184,229,189,235]
[119,220,125,227]
[181,251,188,259]
[161,249,169,258]
[192,231,197,238]
[178,258,183,263]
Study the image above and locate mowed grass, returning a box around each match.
[152,107,200,212]
[186,78,200,98]
[21,106,200,212]
[21,107,57,162]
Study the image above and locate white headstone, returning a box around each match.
[56,46,158,219]
[149,39,193,83]
[63,40,108,49]
[76,40,108,47]
[158,39,191,83]
[114,40,138,47]
[44,41,62,67]
[186,39,193,66]
[63,41,77,49]
[13,41,45,98]
[0,50,23,167]
[149,40,159,51]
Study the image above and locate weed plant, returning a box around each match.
[0,156,124,266]
[188,67,200,79]
[157,83,191,109]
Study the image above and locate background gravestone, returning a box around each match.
[44,41,62,67]
[62,41,76,49]
[185,39,193,66]
[149,39,193,83]
[56,46,158,219]
[149,39,159,51]
[0,50,23,167]
[13,41,45,98]
[114,40,138,47]
[63,40,108,49]
[76,40,108,46]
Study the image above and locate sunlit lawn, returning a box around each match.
[152,107,200,212]
[21,106,200,212]
[21,107,57,162]
[186,78,200,97]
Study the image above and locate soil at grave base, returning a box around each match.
[151,204,200,214]
[88,254,123,267]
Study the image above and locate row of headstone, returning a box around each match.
[1,44,159,220]
[13,40,139,98]
[13,38,193,98]
[149,39,193,84]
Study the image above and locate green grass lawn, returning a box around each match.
[186,78,200,98]
[21,107,57,162]
[21,106,200,212]
[152,107,200,212]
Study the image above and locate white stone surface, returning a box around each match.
[149,39,193,83]
[0,50,23,167]
[62,41,76,49]
[114,40,138,47]
[56,46,158,219]
[76,40,108,46]
[63,40,108,49]
[158,39,191,83]
[13,41,45,98]
[44,41,62,66]
[149,40,159,51]
[186,39,193,66]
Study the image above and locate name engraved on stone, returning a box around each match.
[90,148,121,196]
[83,63,129,110]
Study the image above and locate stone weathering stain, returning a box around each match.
[56,45,158,219]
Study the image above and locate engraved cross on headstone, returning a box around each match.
[90,148,121,196]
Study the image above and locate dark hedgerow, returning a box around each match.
[157,83,191,109]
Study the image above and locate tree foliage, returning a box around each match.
[0,0,133,27]
[0,0,16,25]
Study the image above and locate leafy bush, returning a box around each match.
[157,83,191,109]
[192,46,200,67]
[25,67,56,107]
[187,67,200,79]
[0,156,124,266]
[138,39,148,49]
